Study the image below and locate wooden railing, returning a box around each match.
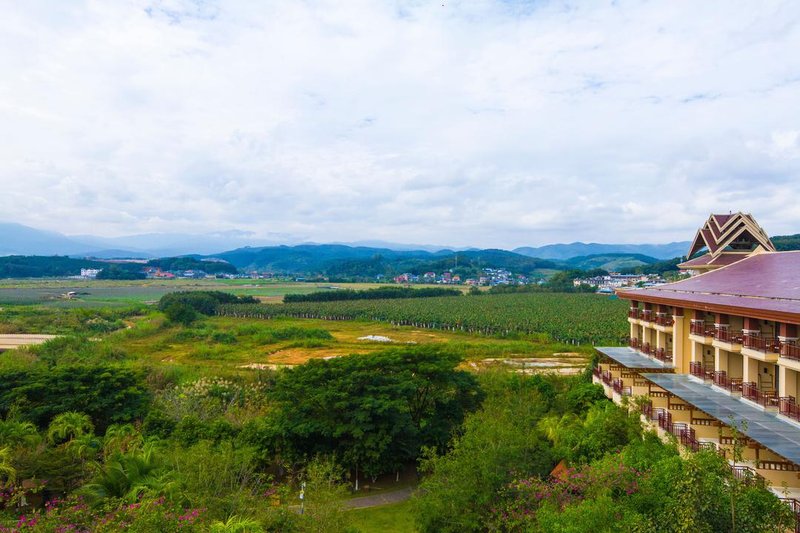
[612,378,631,396]
[781,341,800,361]
[641,401,653,421]
[780,396,800,421]
[690,321,714,336]
[757,460,800,472]
[601,371,612,386]
[714,327,743,344]
[655,313,674,327]
[690,361,704,378]
[712,370,743,393]
[742,382,778,407]
[640,310,653,322]
[743,334,781,353]
[730,465,765,486]
[628,308,640,319]
[629,337,640,349]
[654,347,673,363]
[642,342,652,355]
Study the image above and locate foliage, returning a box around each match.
[413,372,557,532]
[96,265,146,280]
[219,292,629,345]
[0,365,150,432]
[269,347,481,481]
[147,257,238,275]
[158,291,257,316]
[284,286,461,303]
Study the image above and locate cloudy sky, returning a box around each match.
[2,0,800,248]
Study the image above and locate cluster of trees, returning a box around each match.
[157,291,258,325]
[0,255,238,279]
[283,286,461,303]
[412,372,793,532]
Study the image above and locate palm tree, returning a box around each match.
[79,443,177,504]
[46,412,94,445]
[0,420,41,448]
[103,423,143,458]
[210,516,262,532]
[0,446,16,483]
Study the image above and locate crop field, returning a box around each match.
[218,292,629,345]
[0,279,391,307]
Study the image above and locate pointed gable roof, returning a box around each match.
[685,212,775,260]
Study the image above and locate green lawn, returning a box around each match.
[349,500,416,533]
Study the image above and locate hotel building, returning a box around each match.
[593,213,800,510]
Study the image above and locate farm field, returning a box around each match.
[0,279,412,307]
[11,312,592,380]
[219,292,629,345]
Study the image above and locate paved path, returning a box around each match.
[344,487,415,509]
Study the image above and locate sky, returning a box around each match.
[2,0,800,249]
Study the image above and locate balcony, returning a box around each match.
[742,381,778,408]
[641,400,653,420]
[654,313,674,327]
[654,347,673,363]
[628,308,640,320]
[640,309,653,323]
[712,370,743,393]
[629,337,640,350]
[780,396,800,421]
[781,341,800,362]
[612,378,631,396]
[743,334,781,354]
[641,342,653,355]
[714,327,743,344]
[689,321,715,337]
[689,361,704,378]
[601,370,613,386]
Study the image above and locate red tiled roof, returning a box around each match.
[618,252,800,322]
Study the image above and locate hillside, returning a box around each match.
[564,253,659,271]
[210,245,561,279]
[514,241,690,260]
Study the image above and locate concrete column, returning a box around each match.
[715,347,728,372]
[743,355,759,383]
[780,367,797,398]
[673,308,686,372]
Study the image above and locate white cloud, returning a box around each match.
[1,0,800,247]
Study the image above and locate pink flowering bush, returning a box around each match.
[0,496,207,532]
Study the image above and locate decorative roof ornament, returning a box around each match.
[679,212,775,272]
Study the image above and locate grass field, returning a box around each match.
[0,279,403,307]
[96,314,591,377]
[350,500,416,533]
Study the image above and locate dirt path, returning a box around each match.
[344,487,415,509]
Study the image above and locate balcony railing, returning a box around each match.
[641,401,653,421]
[601,370,612,386]
[742,382,778,407]
[628,308,640,319]
[612,378,631,396]
[640,310,653,322]
[714,327,743,344]
[780,396,800,421]
[689,361,703,378]
[730,465,765,486]
[642,342,652,355]
[781,341,800,361]
[629,337,640,349]
[779,498,800,533]
[743,334,781,353]
[712,370,743,393]
[690,321,715,337]
[654,313,674,327]
[654,347,673,363]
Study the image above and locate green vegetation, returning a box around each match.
[0,286,794,532]
[284,286,461,303]
[219,292,629,344]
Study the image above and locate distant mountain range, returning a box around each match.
[513,241,691,261]
[1,222,797,277]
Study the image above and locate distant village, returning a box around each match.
[78,264,672,292]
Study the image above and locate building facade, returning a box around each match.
[594,213,800,509]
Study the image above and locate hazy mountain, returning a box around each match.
[0,222,96,256]
[69,230,286,257]
[513,241,691,261]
